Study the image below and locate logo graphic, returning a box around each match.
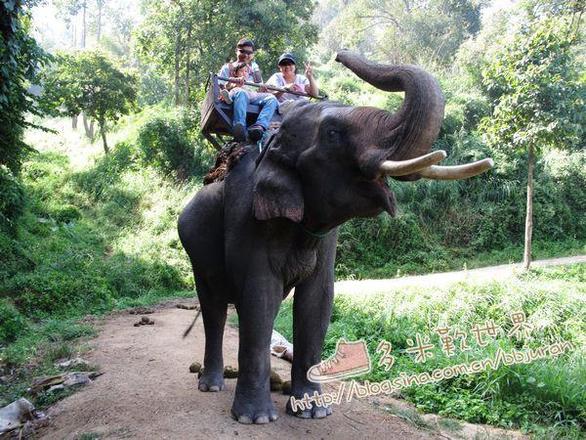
[307,339,371,383]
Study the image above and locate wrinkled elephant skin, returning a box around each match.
[178,50,491,424]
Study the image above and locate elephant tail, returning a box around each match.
[182,309,202,339]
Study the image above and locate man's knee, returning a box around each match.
[232,89,248,102]
[263,95,278,109]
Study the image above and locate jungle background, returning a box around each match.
[0,0,584,438]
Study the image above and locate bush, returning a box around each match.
[0,232,33,283]
[0,165,26,233]
[74,142,138,200]
[47,204,82,223]
[137,110,214,180]
[6,268,115,318]
[0,299,29,344]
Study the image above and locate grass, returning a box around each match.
[2,110,584,437]
[0,318,97,408]
[383,403,435,430]
[274,263,586,438]
[1,116,200,407]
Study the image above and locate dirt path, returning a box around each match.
[38,303,444,440]
[335,254,586,297]
[37,255,584,439]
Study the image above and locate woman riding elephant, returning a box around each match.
[266,52,319,102]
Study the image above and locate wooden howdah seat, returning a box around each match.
[200,73,282,150]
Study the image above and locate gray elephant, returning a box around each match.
[178,50,492,425]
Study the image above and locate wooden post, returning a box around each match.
[523,144,534,270]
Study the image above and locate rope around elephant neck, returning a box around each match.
[300,224,334,239]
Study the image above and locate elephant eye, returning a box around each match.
[328,129,338,139]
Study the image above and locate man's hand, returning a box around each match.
[258,85,268,92]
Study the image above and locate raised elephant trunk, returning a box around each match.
[335,50,445,162]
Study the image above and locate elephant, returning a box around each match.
[177,50,492,425]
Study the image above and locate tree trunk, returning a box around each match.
[174,30,181,106]
[99,120,109,154]
[523,144,535,270]
[81,1,86,48]
[82,113,95,140]
[72,20,76,48]
[72,115,78,129]
[96,0,103,43]
[185,25,192,105]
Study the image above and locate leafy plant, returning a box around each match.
[0,165,26,233]
[480,15,584,269]
[137,110,215,180]
[40,51,138,153]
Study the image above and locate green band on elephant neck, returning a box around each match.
[300,224,333,239]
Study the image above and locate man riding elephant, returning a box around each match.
[218,38,278,142]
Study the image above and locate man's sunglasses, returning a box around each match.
[238,49,254,55]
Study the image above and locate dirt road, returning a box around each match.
[38,304,444,440]
[335,254,586,297]
[38,256,584,439]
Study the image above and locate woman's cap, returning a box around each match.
[278,53,296,65]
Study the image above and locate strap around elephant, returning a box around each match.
[254,130,277,167]
[300,223,334,239]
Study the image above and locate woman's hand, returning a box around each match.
[290,84,304,93]
[304,61,314,79]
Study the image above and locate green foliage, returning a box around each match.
[0,146,194,320]
[480,15,584,157]
[135,0,318,105]
[0,0,48,174]
[274,264,586,434]
[0,165,26,233]
[335,145,586,279]
[314,0,485,66]
[39,50,138,152]
[0,299,29,344]
[138,67,171,106]
[137,108,215,180]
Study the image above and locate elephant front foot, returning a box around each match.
[231,392,278,424]
[286,385,333,419]
[198,368,225,392]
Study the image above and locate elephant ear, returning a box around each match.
[253,143,304,223]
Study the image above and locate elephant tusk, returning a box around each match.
[419,158,494,180]
[380,150,447,176]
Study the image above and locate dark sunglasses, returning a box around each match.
[238,48,254,55]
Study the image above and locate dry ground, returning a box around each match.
[37,304,446,440]
[37,255,583,439]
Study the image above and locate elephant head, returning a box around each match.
[253,50,492,232]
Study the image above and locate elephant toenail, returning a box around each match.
[315,407,330,418]
[238,415,253,424]
[254,415,269,424]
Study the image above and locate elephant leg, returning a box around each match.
[196,276,228,392]
[287,236,336,419]
[231,279,281,424]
